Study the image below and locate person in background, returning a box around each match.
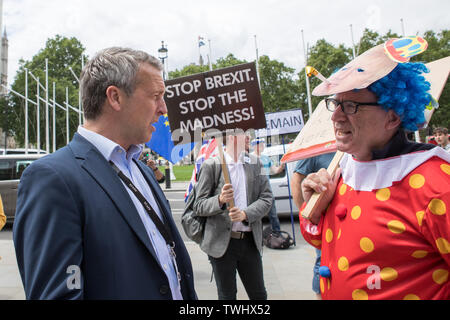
[146,159,165,183]
[291,152,335,299]
[193,132,272,300]
[433,127,450,152]
[252,138,284,235]
[140,152,165,183]
[0,195,6,230]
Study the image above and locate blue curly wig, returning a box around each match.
[368,62,431,131]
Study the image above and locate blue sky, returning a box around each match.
[3,0,449,83]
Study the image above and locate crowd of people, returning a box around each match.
[10,39,449,300]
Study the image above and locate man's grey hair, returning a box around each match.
[80,47,163,120]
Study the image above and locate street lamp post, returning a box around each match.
[158,41,168,80]
[157,41,171,188]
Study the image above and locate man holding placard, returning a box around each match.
[299,37,450,299]
[192,132,272,300]
[168,62,271,299]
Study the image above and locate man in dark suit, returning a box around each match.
[13,47,197,300]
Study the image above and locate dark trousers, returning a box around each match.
[209,235,267,300]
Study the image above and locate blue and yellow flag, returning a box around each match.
[146,114,195,164]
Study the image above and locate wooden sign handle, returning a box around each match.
[217,138,235,208]
[301,151,344,221]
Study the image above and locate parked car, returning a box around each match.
[0,154,45,225]
[260,144,299,217]
[0,148,47,155]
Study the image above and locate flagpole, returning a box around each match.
[208,39,213,71]
[301,29,313,119]
[45,58,50,154]
[400,17,421,143]
[52,82,56,153]
[81,54,85,125]
[24,68,29,154]
[36,77,40,153]
[198,36,202,66]
[254,35,261,87]
[400,18,405,37]
[350,24,356,59]
[66,87,69,145]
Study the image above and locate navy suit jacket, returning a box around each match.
[13,133,197,300]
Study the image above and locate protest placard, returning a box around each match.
[280,100,337,163]
[164,62,266,144]
[255,109,304,137]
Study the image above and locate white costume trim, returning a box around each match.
[340,147,450,191]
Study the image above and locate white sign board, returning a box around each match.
[255,109,304,137]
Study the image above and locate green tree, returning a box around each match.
[214,53,247,69]
[356,28,400,56]
[168,63,209,79]
[168,53,247,79]
[6,35,87,151]
[258,55,301,113]
[0,95,15,147]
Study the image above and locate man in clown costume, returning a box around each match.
[299,38,450,300]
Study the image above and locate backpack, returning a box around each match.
[262,226,294,249]
[182,158,222,244]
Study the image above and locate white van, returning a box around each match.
[0,148,47,155]
[0,154,45,225]
[260,144,299,217]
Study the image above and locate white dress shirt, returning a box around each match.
[77,126,183,300]
[224,151,251,232]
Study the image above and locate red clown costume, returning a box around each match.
[298,37,450,300]
[300,147,450,300]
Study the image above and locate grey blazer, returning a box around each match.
[193,153,273,258]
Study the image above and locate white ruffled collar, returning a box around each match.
[340,147,450,191]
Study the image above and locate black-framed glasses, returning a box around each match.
[325,98,381,115]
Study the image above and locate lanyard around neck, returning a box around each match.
[109,161,175,248]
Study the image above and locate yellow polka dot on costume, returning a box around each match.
[432,269,448,285]
[360,237,374,253]
[403,294,420,300]
[435,237,450,254]
[337,229,342,240]
[320,278,325,293]
[411,250,428,258]
[380,267,398,281]
[311,240,322,247]
[409,174,425,189]
[416,211,425,227]
[325,229,333,243]
[351,206,362,220]
[387,220,406,234]
[376,188,391,201]
[428,199,446,216]
[440,163,450,175]
[352,289,368,300]
[338,257,349,271]
[339,184,347,196]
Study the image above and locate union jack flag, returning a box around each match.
[198,36,206,47]
[184,138,219,202]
